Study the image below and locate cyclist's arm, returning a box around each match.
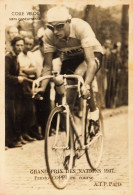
[74,19,102,86]
[83,47,97,86]
[40,52,54,92]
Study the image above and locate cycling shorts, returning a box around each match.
[61,52,103,75]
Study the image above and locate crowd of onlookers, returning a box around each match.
[5,25,122,150]
[5,26,51,149]
[98,39,122,109]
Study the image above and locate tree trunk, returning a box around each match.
[83,5,97,34]
[121,5,129,68]
[120,5,129,105]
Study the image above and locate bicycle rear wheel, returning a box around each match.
[45,106,74,189]
[85,112,103,169]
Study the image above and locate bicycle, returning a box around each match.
[32,71,104,189]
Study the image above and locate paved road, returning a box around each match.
[1,106,131,195]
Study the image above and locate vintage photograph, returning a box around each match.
[0,1,132,195]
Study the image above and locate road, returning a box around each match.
[1,106,131,195]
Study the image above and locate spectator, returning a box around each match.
[24,36,34,52]
[18,36,36,80]
[5,36,24,148]
[17,35,40,141]
[106,42,122,108]
[98,39,112,108]
[19,30,33,38]
[103,39,112,57]
[6,26,19,53]
[30,36,44,77]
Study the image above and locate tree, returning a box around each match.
[121,5,129,68]
[83,5,98,34]
[83,5,122,44]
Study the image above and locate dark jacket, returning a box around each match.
[5,51,22,99]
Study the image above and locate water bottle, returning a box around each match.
[53,75,65,95]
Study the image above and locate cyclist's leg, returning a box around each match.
[88,52,103,135]
[61,57,84,110]
[74,57,102,136]
[74,61,98,114]
[74,60,87,77]
[74,61,87,117]
[64,76,78,110]
[88,52,103,112]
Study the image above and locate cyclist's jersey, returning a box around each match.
[43,18,103,62]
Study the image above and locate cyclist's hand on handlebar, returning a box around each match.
[34,91,44,100]
[32,86,44,95]
[18,76,24,83]
[32,86,44,100]
[81,84,91,99]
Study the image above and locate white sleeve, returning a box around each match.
[43,30,57,53]
[75,19,101,48]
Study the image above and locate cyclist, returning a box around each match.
[35,6,103,135]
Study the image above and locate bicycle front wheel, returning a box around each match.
[85,113,104,170]
[45,106,74,189]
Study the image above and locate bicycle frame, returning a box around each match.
[37,72,103,189]
[32,72,90,150]
[68,100,87,150]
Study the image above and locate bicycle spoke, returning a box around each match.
[45,106,73,189]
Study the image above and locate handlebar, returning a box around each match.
[32,71,85,98]
[23,77,33,83]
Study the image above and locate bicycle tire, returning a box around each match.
[45,106,74,189]
[85,111,104,170]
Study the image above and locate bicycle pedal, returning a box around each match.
[63,155,70,170]
[63,154,77,170]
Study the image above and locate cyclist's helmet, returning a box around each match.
[46,6,72,23]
